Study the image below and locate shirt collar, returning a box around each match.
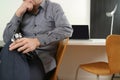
[40,0,47,10]
[28,0,47,15]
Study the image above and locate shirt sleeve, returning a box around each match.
[37,3,73,46]
[3,14,23,43]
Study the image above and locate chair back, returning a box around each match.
[106,35,120,74]
[50,38,69,80]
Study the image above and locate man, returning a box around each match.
[3,0,73,80]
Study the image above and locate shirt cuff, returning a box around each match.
[36,33,61,47]
[36,34,50,46]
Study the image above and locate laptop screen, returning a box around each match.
[70,25,89,39]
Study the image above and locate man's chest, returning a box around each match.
[21,13,55,35]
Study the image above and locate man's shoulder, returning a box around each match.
[46,0,61,7]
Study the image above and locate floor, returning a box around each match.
[113,76,120,80]
[60,75,120,80]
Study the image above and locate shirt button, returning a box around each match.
[34,33,37,36]
[14,30,16,32]
[34,24,37,27]
[56,38,58,40]
[44,42,46,45]
[17,20,20,23]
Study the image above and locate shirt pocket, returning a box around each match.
[46,20,55,28]
[38,19,55,33]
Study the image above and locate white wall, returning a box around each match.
[51,0,90,25]
[0,0,90,41]
[0,0,22,41]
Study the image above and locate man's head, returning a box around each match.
[23,0,42,13]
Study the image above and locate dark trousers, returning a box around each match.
[27,54,45,80]
[44,68,56,80]
[0,40,55,80]
[27,54,55,80]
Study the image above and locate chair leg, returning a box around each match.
[111,74,115,80]
[75,65,80,80]
[97,75,99,80]
[111,73,120,80]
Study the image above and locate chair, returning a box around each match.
[75,35,120,80]
[50,38,69,80]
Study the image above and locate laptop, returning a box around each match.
[70,25,89,39]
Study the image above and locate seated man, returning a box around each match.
[3,0,73,80]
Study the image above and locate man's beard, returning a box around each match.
[28,6,39,14]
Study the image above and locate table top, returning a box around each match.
[68,39,106,46]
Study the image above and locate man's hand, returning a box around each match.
[9,38,40,54]
[16,1,34,17]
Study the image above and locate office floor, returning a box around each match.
[81,75,120,80]
[114,78,120,80]
[59,75,120,80]
[112,74,120,80]
[75,77,120,80]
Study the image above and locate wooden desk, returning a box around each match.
[59,39,107,80]
[68,39,106,46]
